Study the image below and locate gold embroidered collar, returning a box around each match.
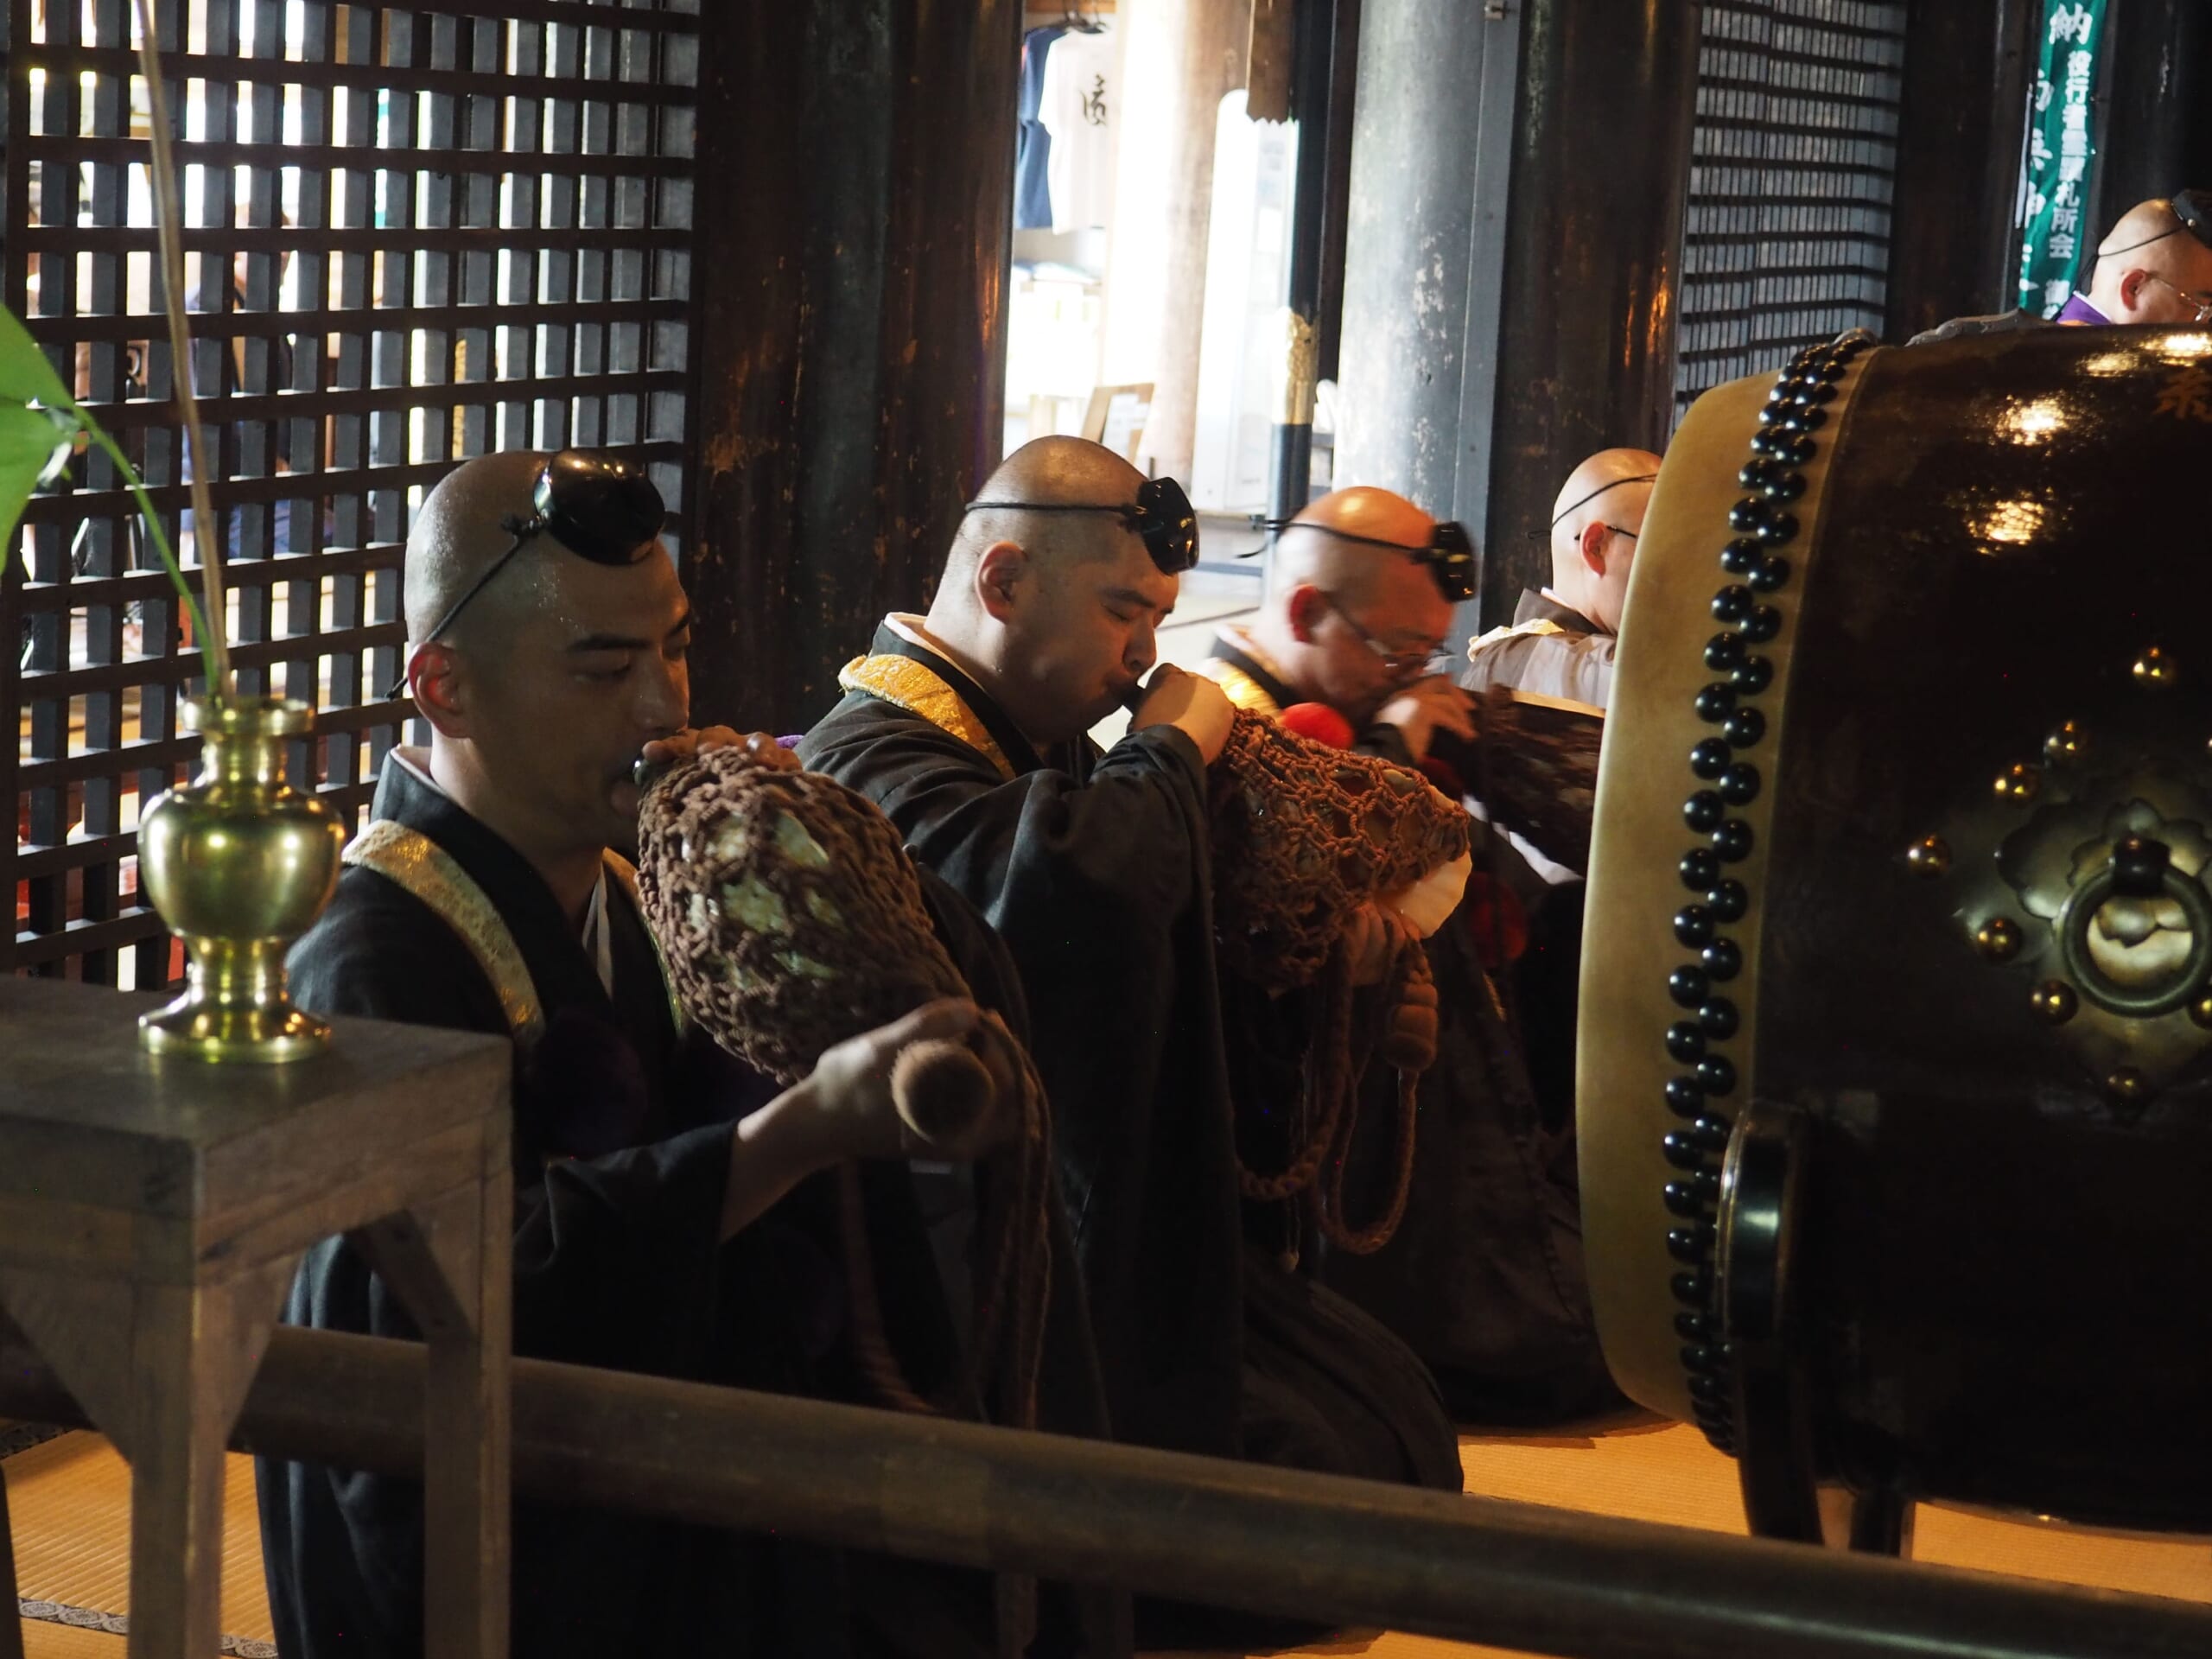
[839,614,1017,780]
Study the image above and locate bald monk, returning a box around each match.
[1208,484,1475,761]
[262,450,1128,1658]
[1203,489,1618,1422]
[801,439,1461,1643]
[1914,189,2212,342]
[1463,448,1657,710]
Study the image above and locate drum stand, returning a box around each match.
[1718,1100,1914,1555]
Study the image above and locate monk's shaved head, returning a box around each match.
[1548,447,1662,633]
[923,436,1179,745]
[400,446,692,868]
[404,449,557,649]
[1273,486,1437,610]
[2088,196,2212,321]
[2094,198,2209,274]
[1550,449,1661,550]
[1243,484,1457,728]
[950,435,1149,573]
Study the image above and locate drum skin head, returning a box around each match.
[1579,362,1835,1426]
[1579,325,2212,1530]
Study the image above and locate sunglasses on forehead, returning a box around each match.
[2098,188,2212,257]
[387,450,666,700]
[963,475,1200,575]
[1255,516,1478,602]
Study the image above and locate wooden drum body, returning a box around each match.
[1580,325,2212,1544]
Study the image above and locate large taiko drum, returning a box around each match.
[1580,324,2212,1547]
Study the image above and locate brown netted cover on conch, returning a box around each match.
[632,748,1051,1430]
[1209,709,1470,992]
[637,752,969,1081]
[1205,711,1466,1255]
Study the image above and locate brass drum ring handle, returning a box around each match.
[2056,850,2212,1019]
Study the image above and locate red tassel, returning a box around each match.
[1281,701,1355,750]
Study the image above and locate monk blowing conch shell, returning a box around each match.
[631,742,1053,1429]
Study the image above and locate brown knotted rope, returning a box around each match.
[1208,710,1469,991]
[633,749,1052,1433]
[1319,946,1433,1255]
[1208,711,1464,1254]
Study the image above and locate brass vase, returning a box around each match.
[137,696,346,1062]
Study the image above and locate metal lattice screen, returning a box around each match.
[1672,0,1907,422]
[3,0,698,983]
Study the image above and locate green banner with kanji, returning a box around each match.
[2016,2,2108,318]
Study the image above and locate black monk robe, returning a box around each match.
[801,621,1460,1502]
[258,750,1128,1659]
[1205,632,1618,1425]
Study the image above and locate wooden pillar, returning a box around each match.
[1337,0,1697,640]
[683,3,1024,734]
[1333,1,1503,526]
[2094,0,2212,225]
[1885,1,2041,341]
[1476,0,1700,632]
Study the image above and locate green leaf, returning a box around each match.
[0,304,72,408]
[0,400,74,570]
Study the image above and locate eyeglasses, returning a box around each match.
[387,450,666,699]
[2098,188,2212,257]
[963,475,1199,575]
[2145,272,2212,323]
[1527,520,1642,549]
[1315,592,1446,678]
[1258,517,1478,601]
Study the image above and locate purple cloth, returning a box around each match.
[2056,292,2110,325]
[777,733,802,749]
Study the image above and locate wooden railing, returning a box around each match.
[3,1323,2207,1659]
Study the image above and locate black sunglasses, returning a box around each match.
[388,450,666,700]
[2174,189,2212,248]
[1255,516,1478,602]
[963,475,1199,575]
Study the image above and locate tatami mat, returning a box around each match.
[8,1431,273,1656]
[23,1619,135,1659]
[1153,1417,2212,1658]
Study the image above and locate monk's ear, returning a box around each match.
[2115,267,2153,317]
[1285,583,1326,644]
[974,540,1028,621]
[408,642,471,739]
[1579,520,1611,579]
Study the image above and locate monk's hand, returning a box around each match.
[723,1000,1006,1238]
[1345,902,1414,988]
[1376,677,1477,763]
[1130,665,1237,765]
[804,998,1016,1161]
[642,727,800,773]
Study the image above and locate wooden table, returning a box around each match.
[0,976,512,1659]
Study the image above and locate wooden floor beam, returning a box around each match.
[2,1324,2208,1659]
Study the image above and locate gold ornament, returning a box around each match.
[2029,979,2078,1025]
[137,697,346,1062]
[1906,835,1952,877]
[1974,917,2022,962]
[1993,763,2042,805]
